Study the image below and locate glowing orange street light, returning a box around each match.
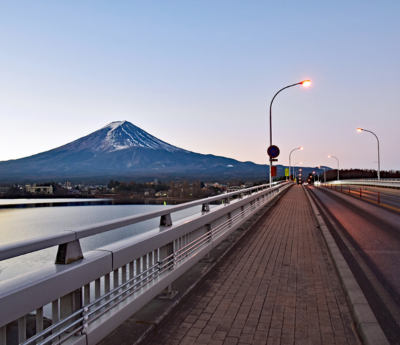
[357,128,362,132]
[294,162,301,180]
[289,147,304,181]
[269,80,311,187]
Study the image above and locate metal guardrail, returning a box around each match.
[0,181,290,345]
[326,179,400,188]
[321,183,383,203]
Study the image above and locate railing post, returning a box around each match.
[18,316,26,343]
[105,273,110,294]
[202,203,210,212]
[0,326,5,345]
[135,259,141,287]
[60,288,82,330]
[52,300,59,341]
[158,241,177,299]
[160,214,172,227]
[147,252,153,281]
[113,269,119,290]
[129,262,134,281]
[206,223,212,242]
[158,215,173,296]
[55,240,83,264]
[201,223,214,263]
[36,307,44,343]
[122,264,127,284]
[84,284,90,306]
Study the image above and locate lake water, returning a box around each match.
[0,200,209,281]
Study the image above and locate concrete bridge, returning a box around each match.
[1,179,399,345]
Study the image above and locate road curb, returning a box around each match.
[304,186,389,345]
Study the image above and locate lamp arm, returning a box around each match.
[363,129,380,178]
[269,83,301,145]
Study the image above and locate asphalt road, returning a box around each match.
[308,186,400,344]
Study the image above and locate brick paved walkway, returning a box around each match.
[149,186,359,345]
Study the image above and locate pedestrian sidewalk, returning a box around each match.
[148,186,360,345]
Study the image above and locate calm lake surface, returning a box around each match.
[0,199,209,281]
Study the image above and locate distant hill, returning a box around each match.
[0,121,328,183]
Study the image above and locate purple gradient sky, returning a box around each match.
[1,1,399,170]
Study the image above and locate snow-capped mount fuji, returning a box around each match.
[62,121,188,154]
[94,121,188,153]
[0,121,273,183]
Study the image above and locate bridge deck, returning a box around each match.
[148,186,359,345]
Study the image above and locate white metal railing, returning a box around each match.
[0,181,290,345]
[326,178,400,188]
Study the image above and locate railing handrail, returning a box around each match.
[0,181,285,262]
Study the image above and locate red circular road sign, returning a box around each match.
[267,145,280,158]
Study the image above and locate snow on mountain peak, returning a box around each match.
[101,121,126,131]
[97,121,188,153]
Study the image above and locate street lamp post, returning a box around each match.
[269,80,310,188]
[289,147,303,181]
[328,155,339,181]
[357,128,381,180]
[293,162,301,183]
[318,166,326,183]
